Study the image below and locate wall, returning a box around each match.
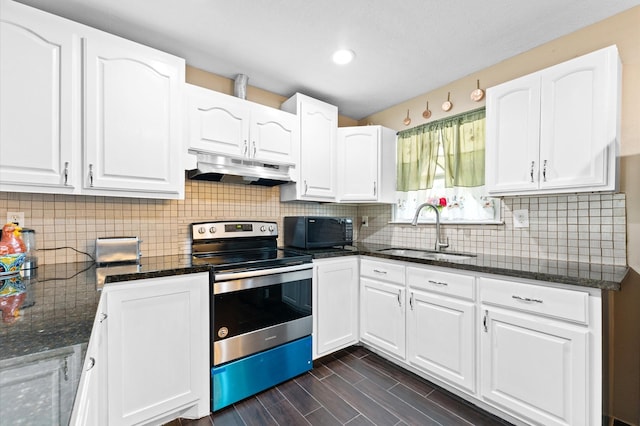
[359,193,626,265]
[358,6,640,424]
[0,181,357,264]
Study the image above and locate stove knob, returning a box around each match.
[209,226,217,234]
[269,225,275,232]
[198,226,206,234]
[260,226,266,232]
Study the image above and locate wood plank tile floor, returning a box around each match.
[172,346,513,426]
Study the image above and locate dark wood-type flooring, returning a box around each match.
[170,346,513,426]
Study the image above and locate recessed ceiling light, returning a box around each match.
[332,49,355,65]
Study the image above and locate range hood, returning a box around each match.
[187,151,294,186]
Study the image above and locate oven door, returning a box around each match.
[212,263,312,365]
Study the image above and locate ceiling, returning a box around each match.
[14,0,640,120]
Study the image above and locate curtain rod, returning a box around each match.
[396,106,486,135]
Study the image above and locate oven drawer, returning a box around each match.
[212,336,312,411]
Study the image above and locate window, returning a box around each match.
[393,108,500,224]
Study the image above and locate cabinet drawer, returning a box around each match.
[361,258,405,284]
[407,266,475,301]
[479,277,589,324]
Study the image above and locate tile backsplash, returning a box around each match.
[0,183,626,266]
[0,180,357,265]
[358,192,627,266]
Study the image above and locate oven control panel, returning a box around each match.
[191,221,278,240]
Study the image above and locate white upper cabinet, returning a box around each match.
[84,32,185,197]
[0,0,186,199]
[186,84,297,165]
[337,125,396,203]
[280,93,337,202]
[0,0,79,193]
[486,45,621,196]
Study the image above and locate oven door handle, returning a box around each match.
[215,263,312,281]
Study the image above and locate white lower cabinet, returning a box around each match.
[313,257,359,359]
[359,258,406,360]
[356,257,601,426]
[0,345,83,425]
[71,272,210,426]
[406,266,476,394]
[479,276,595,426]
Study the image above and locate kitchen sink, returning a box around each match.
[376,248,476,261]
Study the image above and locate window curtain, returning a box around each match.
[396,124,440,191]
[396,108,485,191]
[441,109,485,187]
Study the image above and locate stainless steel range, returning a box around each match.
[190,220,313,411]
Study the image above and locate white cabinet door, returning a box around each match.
[480,307,588,426]
[186,84,250,158]
[486,45,620,196]
[250,105,297,165]
[84,33,184,196]
[313,257,359,359]
[360,277,405,359]
[70,297,108,426]
[0,0,79,192]
[281,93,337,201]
[337,125,396,203]
[485,73,541,194]
[407,289,475,394]
[539,47,617,191]
[104,273,209,426]
[186,84,297,165]
[337,126,379,201]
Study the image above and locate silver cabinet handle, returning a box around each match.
[409,292,414,310]
[86,357,95,371]
[99,313,108,323]
[543,160,547,182]
[303,180,308,194]
[483,310,488,332]
[428,279,448,286]
[397,289,402,307]
[63,357,69,381]
[88,164,94,187]
[243,141,248,156]
[373,181,377,196]
[530,161,535,183]
[253,141,257,157]
[512,295,543,303]
[64,162,69,185]
[373,269,387,274]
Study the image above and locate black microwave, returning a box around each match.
[284,217,353,249]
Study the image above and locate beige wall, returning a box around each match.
[359,7,640,424]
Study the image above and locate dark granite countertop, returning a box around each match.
[291,243,629,291]
[0,255,208,362]
[1,245,627,364]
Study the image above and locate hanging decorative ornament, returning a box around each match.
[422,101,431,119]
[441,92,453,112]
[470,79,485,102]
[403,109,411,126]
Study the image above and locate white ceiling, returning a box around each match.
[14,0,640,119]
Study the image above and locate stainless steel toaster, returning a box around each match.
[95,237,141,264]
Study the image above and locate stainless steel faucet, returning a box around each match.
[411,203,450,252]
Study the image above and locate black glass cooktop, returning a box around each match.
[191,248,311,273]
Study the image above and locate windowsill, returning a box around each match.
[389,220,505,226]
